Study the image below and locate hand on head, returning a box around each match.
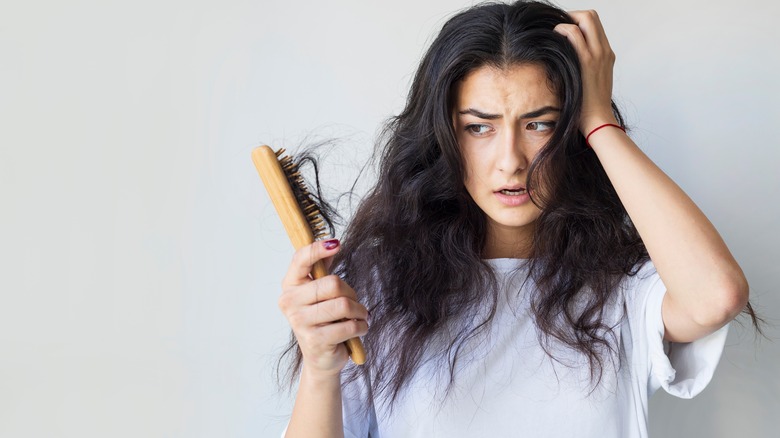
[554,10,619,135]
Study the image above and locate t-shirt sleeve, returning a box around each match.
[627,261,729,399]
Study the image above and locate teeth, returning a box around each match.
[500,189,526,195]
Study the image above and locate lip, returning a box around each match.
[496,184,525,192]
[494,186,530,206]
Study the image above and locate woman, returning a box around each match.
[277,1,753,436]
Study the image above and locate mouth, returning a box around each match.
[494,185,531,207]
[496,186,527,196]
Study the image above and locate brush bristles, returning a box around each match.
[275,148,330,240]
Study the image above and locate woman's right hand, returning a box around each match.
[279,239,369,377]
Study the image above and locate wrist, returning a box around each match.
[581,116,619,137]
[585,123,626,148]
[301,365,343,385]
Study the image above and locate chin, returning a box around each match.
[489,217,537,231]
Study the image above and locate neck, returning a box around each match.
[483,221,535,259]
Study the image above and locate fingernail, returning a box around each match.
[322,239,340,250]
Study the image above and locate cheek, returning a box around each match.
[461,150,482,191]
[462,169,475,196]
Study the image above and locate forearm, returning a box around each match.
[278,240,370,437]
[589,127,748,337]
[554,10,748,342]
[285,367,344,438]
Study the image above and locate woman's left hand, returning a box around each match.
[554,12,749,344]
[554,10,618,135]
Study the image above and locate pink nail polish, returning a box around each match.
[322,239,340,250]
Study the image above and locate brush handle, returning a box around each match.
[252,145,367,365]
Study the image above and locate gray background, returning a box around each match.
[1,0,778,436]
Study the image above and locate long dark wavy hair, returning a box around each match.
[279,0,762,410]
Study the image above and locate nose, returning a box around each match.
[496,129,528,174]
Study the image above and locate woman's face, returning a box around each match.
[453,63,560,256]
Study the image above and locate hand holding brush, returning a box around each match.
[252,146,368,366]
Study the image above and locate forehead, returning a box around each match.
[453,63,559,112]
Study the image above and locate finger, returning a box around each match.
[306,296,369,326]
[279,274,359,313]
[322,252,335,272]
[314,318,369,346]
[566,10,611,55]
[554,23,590,60]
[282,239,341,287]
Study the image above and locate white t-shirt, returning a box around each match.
[335,259,728,438]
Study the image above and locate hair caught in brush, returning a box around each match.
[272,141,346,389]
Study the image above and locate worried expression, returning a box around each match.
[453,63,560,254]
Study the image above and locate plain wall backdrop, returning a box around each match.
[1,0,778,436]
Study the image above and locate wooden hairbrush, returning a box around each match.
[251,145,367,365]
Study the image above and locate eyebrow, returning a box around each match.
[457,105,561,120]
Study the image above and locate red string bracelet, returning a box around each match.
[585,123,625,148]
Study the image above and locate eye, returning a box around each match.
[465,124,493,136]
[526,121,556,132]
